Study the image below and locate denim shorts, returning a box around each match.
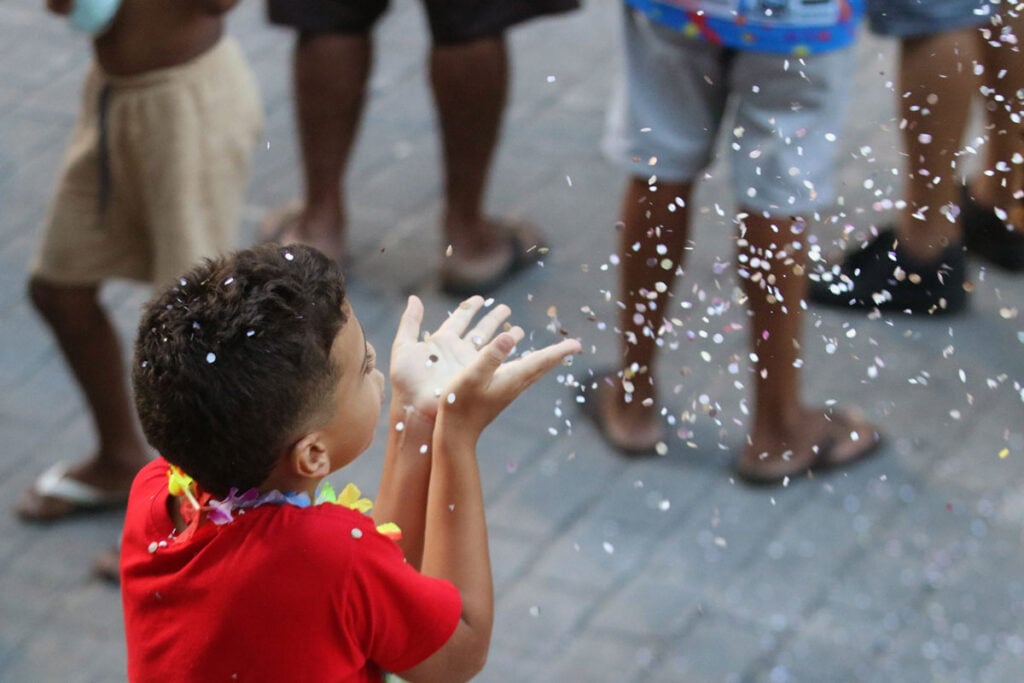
[603,8,854,215]
[866,0,993,38]
[267,0,579,44]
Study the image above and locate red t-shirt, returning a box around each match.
[121,458,462,682]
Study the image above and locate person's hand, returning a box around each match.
[47,0,74,16]
[391,295,521,419]
[436,313,581,439]
[390,294,580,436]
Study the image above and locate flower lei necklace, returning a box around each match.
[166,465,401,544]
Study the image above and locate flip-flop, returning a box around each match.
[439,219,548,298]
[735,410,883,486]
[16,462,130,522]
[575,369,665,457]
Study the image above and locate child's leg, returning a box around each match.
[596,8,728,452]
[17,280,148,520]
[971,10,1024,222]
[600,177,693,451]
[735,213,877,481]
[896,27,980,261]
[731,47,879,479]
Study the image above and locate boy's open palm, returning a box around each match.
[390,296,580,425]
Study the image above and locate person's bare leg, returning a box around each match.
[736,212,876,480]
[430,36,518,280]
[270,32,372,262]
[17,280,149,519]
[896,28,979,261]
[971,10,1024,225]
[599,176,691,451]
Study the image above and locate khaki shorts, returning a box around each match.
[32,36,263,288]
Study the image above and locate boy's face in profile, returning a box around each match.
[317,303,386,472]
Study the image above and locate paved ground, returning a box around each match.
[1,3,1023,682]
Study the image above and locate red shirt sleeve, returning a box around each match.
[342,520,462,674]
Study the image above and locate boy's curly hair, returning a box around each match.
[132,244,348,497]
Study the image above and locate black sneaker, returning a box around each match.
[808,228,967,315]
[961,184,1024,272]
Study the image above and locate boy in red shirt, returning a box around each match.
[120,243,580,682]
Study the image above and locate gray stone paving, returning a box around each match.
[1,3,1023,682]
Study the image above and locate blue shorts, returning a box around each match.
[866,0,992,38]
[266,0,579,45]
[603,8,854,215]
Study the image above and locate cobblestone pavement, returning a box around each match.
[1,3,1022,682]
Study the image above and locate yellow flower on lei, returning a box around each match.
[317,481,402,540]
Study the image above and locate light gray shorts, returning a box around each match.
[866,0,992,38]
[603,8,855,215]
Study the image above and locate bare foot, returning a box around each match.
[581,372,664,455]
[259,201,348,265]
[440,218,545,295]
[16,455,146,522]
[736,407,881,485]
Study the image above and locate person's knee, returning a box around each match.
[432,31,504,49]
[28,277,97,324]
[28,276,59,318]
[296,28,369,49]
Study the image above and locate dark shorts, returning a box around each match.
[267,0,580,44]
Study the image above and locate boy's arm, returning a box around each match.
[374,296,521,569]
[373,401,434,569]
[395,309,580,683]
[372,297,435,569]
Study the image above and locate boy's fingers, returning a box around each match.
[501,339,582,387]
[436,296,484,337]
[393,295,424,349]
[464,304,512,347]
[465,336,577,394]
[469,331,518,379]
[505,325,525,346]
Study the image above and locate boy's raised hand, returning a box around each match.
[391,296,514,419]
[390,295,580,425]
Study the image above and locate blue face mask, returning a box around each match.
[70,0,122,36]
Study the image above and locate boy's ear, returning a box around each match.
[287,432,331,480]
